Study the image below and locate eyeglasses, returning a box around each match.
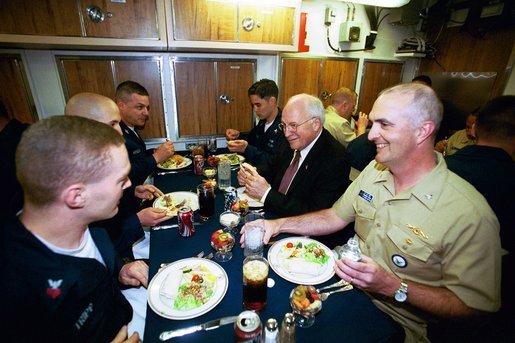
[278,117,316,132]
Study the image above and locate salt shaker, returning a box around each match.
[279,313,296,343]
[262,318,279,343]
[338,236,362,262]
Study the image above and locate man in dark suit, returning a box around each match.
[115,81,175,187]
[238,93,350,217]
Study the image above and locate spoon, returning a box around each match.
[319,284,353,301]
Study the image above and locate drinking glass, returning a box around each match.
[243,212,265,257]
[242,255,269,312]
[197,183,215,221]
[207,136,217,155]
[217,160,231,190]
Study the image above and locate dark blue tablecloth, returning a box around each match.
[143,160,403,342]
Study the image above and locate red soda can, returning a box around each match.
[234,310,262,342]
[177,206,195,237]
[194,155,205,175]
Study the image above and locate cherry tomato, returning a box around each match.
[286,242,294,248]
[192,274,201,282]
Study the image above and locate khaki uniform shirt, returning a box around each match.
[445,129,475,156]
[324,105,355,148]
[332,154,501,342]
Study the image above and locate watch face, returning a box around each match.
[395,291,407,302]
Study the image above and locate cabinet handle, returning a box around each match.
[320,91,332,100]
[241,16,255,31]
[219,95,234,104]
[86,5,105,23]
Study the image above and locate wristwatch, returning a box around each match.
[394,280,408,302]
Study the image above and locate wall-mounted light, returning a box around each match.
[338,0,411,8]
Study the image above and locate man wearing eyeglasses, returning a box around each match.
[237,93,350,218]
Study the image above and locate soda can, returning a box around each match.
[194,155,204,175]
[223,187,238,211]
[177,206,195,237]
[234,310,262,343]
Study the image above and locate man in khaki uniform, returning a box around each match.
[249,83,501,342]
[323,87,368,148]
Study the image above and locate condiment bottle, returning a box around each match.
[262,318,278,343]
[338,237,362,261]
[279,313,296,343]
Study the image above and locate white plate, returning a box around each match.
[215,153,245,166]
[267,237,336,285]
[237,187,264,208]
[148,258,228,320]
[152,191,199,216]
[157,156,192,170]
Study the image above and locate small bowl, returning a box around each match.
[219,211,241,229]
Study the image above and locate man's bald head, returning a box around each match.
[65,92,122,134]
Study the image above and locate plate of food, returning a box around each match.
[157,155,192,170]
[153,192,199,216]
[237,187,264,208]
[215,153,245,166]
[147,258,228,320]
[268,237,335,285]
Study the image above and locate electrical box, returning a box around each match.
[339,22,361,42]
[324,7,336,25]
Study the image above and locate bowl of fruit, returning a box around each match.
[210,229,235,262]
[289,285,322,328]
[231,199,249,216]
[207,155,220,167]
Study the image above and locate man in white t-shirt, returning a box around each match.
[1,116,147,343]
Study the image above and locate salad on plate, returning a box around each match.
[279,241,330,276]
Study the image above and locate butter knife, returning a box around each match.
[159,316,238,341]
[152,222,202,231]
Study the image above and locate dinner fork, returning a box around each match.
[159,251,204,269]
[204,252,214,260]
[319,284,353,301]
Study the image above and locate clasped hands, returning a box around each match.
[237,163,269,201]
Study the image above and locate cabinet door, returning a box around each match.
[59,57,166,139]
[0,55,37,123]
[0,0,82,36]
[81,0,159,39]
[238,5,295,45]
[114,59,165,138]
[216,62,254,134]
[319,59,359,108]
[172,0,237,41]
[280,58,320,107]
[359,61,404,114]
[174,61,217,137]
[61,59,115,98]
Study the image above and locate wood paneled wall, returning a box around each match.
[419,26,515,97]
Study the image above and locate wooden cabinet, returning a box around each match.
[169,0,300,52]
[0,1,82,37]
[173,59,255,137]
[0,0,166,50]
[80,0,161,39]
[359,61,404,114]
[280,57,359,108]
[172,0,237,42]
[238,5,295,45]
[57,56,166,138]
[0,54,37,124]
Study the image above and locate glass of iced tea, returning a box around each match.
[242,255,268,312]
[197,183,215,221]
